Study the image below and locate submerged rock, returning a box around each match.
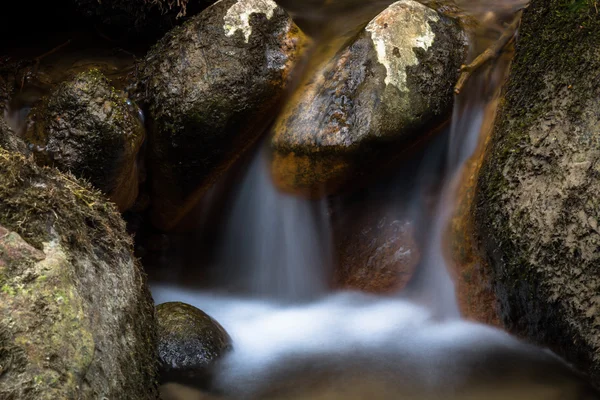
[0,149,157,399]
[136,0,306,231]
[157,302,232,386]
[271,0,467,196]
[475,0,600,385]
[25,69,145,212]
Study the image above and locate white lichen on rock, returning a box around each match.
[365,0,439,91]
[223,0,278,43]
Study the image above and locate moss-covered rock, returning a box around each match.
[157,302,231,387]
[0,148,157,399]
[135,0,306,231]
[24,69,145,212]
[475,0,600,385]
[270,0,467,197]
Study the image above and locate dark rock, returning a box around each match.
[135,0,306,231]
[0,148,157,399]
[270,0,467,197]
[475,0,600,385]
[157,302,232,387]
[24,69,145,212]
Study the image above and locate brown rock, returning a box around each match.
[271,0,467,197]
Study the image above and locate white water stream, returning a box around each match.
[152,0,599,399]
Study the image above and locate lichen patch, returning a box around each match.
[365,0,439,91]
[223,0,278,43]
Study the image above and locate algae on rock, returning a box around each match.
[0,148,157,399]
[475,0,600,385]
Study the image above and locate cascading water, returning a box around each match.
[153,1,600,399]
[214,145,332,301]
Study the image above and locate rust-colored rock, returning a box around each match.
[334,207,419,294]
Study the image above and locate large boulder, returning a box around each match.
[24,69,146,212]
[475,0,600,385]
[270,0,467,197]
[135,0,306,231]
[0,148,157,399]
[157,302,231,387]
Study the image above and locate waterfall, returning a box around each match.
[151,1,599,399]
[214,145,332,302]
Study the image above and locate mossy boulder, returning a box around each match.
[135,0,306,231]
[270,0,467,197]
[0,148,157,399]
[157,302,231,387]
[24,69,145,212]
[475,0,600,385]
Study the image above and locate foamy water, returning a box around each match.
[151,0,599,399]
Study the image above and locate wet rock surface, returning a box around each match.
[24,69,145,212]
[475,0,600,385]
[135,0,306,231]
[157,302,232,387]
[0,148,157,399]
[0,60,29,154]
[271,0,467,196]
[334,210,419,293]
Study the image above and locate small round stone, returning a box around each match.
[157,302,232,387]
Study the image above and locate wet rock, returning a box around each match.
[271,0,467,197]
[475,0,600,385]
[135,0,306,231]
[157,302,232,386]
[24,69,145,212]
[335,211,419,293]
[0,148,157,399]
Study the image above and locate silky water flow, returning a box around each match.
[152,1,600,399]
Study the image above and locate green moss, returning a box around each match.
[1,284,15,296]
[0,154,157,398]
[474,0,600,382]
